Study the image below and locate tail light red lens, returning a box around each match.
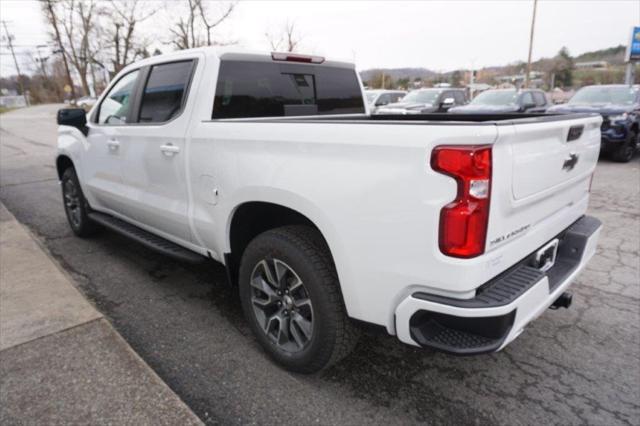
[431,145,492,258]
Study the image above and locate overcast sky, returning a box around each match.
[1,0,638,77]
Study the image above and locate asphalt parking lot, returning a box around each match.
[1,104,638,426]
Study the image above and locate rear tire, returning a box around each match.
[238,225,359,373]
[611,130,637,163]
[61,167,100,237]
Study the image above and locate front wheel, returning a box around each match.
[61,167,100,237]
[238,226,359,373]
[611,130,637,163]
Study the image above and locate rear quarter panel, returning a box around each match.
[187,120,498,330]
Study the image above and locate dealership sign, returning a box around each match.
[626,26,640,62]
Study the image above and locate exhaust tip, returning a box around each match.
[550,292,573,310]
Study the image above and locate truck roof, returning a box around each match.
[119,47,356,75]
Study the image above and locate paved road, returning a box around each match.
[1,105,639,425]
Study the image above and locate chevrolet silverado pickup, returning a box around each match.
[56,48,603,373]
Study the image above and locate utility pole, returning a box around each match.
[44,0,76,101]
[1,20,29,106]
[36,44,49,79]
[625,63,635,85]
[524,0,538,88]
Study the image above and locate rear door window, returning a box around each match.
[138,61,194,123]
[213,60,365,118]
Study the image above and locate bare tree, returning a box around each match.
[41,0,76,99]
[169,0,199,50]
[99,0,156,75]
[170,0,236,50]
[265,20,302,52]
[48,0,101,96]
[196,1,235,46]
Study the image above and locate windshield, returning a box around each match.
[365,92,377,103]
[402,90,441,105]
[569,86,638,105]
[471,90,518,106]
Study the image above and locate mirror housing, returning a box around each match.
[522,102,536,111]
[440,97,455,110]
[57,108,88,136]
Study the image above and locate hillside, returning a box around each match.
[359,67,437,83]
[359,45,628,84]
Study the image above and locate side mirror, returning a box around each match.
[522,102,536,111]
[441,97,455,106]
[57,108,88,136]
[440,97,455,111]
[375,100,388,107]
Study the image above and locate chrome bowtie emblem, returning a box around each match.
[562,153,579,171]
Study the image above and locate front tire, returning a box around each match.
[61,167,100,237]
[611,130,637,163]
[239,226,359,373]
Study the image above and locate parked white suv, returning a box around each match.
[365,89,407,113]
[56,48,602,373]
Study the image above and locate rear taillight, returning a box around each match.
[431,145,492,258]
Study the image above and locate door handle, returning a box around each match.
[160,143,180,156]
[107,139,120,151]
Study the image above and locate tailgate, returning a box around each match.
[486,114,602,253]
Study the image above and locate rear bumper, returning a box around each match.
[394,215,602,355]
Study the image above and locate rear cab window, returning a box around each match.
[212,59,365,119]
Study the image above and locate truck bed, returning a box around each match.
[210,112,597,124]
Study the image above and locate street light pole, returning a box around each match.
[524,0,538,88]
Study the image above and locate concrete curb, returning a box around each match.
[0,202,204,425]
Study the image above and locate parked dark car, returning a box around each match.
[449,89,549,114]
[547,85,639,162]
[376,88,467,114]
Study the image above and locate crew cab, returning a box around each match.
[56,48,602,373]
[449,88,549,114]
[547,84,640,162]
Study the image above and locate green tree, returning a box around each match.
[396,78,410,89]
[551,47,574,88]
[368,72,394,89]
[449,70,463,87]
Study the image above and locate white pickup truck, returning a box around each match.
[56,48,602,373]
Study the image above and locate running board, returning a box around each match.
[88,212,207,264]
